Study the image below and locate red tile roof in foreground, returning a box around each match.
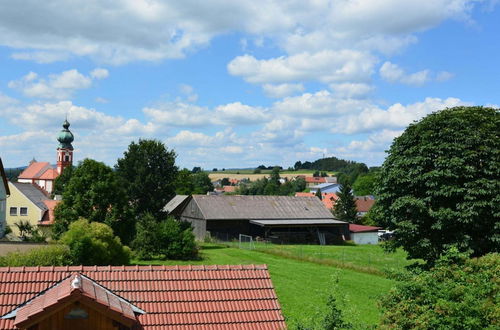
[12,273,140,328]
[0,265,285,329]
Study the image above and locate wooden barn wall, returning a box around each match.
[179,198,207,240]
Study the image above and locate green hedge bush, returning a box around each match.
[380,251,499,329]
[0,245,72,266]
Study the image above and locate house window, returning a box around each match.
[10,207,17,216]
[20,207,28,216]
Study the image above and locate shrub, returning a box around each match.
[59,218,131,265]
[133,214,198,260]
[0,245,72,267]
[379,251,500,329]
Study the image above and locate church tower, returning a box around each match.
[56,119,74,174]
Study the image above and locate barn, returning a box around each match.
[165,195,349,244]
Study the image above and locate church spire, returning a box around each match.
[56,119,74,174]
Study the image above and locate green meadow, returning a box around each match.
[135,243,409,328]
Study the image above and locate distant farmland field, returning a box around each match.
[208,170,335,181]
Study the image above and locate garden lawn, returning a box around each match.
[252,243,417,275]
[134,244,396,328]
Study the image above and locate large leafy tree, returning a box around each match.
[115,139,178,218]
[52,165,74,196]
[332,182,358,223]
[53,159,131,241]
[352,170,378,196]
[375,106,500,264]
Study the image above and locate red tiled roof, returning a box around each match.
[294,192,315,197]
[305,177,326,184]
[18,162,51,180]
[295,193,338,210]
[0,265,285,329]
[349,224,381,233]
[38,168,58,180]
[355,198,375,213]
[39,200,61,225]
[13,273,139,327]
[320,193,338,210]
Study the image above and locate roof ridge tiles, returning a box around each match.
[0,265,270,272]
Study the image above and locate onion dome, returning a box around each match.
[57,119,74,150]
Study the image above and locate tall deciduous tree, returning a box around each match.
[53,159,131,242]
[374,106,500,264]
[115,139,178,218]
[333,182,358,223]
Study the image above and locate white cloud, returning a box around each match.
[379,61,431,86]
[329,83,374,98]
[272,90,373,117]
[143,102,212,127]
[90,68,109,79]
[380,61,455,86]
[228,50,376,84]
[8,69,108,99]
[334,97,469,134]
[215,102,269,125]
[179,84,198,102]
[262,83,304,98]
[10,51,70,63]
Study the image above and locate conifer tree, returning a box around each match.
[333,182,358,223]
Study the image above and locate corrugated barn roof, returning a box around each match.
[193,195,336,220]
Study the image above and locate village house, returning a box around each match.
[0,158,10,237]
[355,196,376,217]
[165,195,348,244]
[5,182,59,238]
[0,265,285,329]
[295,192,339,210]
[309,182,341,194]
[17,120,74,194]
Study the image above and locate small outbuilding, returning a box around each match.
[349,224,381,245]
[165,195,348,244]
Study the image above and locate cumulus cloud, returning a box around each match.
[214,102,269,125]
[379,61,430,86]
[272,90,373,117]
[10,51,70,63]
[334,97,469,134]
[143,102,212,127]
[262,83,304,98]
[90,68,109,79]
[329,83,374,98]
[379,62,455,86]
[228,50,376,84]
[0,0,482,65]
[8,69,108,99]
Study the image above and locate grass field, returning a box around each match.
[134,243,400,328]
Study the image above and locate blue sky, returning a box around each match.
[0,0,498,169]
